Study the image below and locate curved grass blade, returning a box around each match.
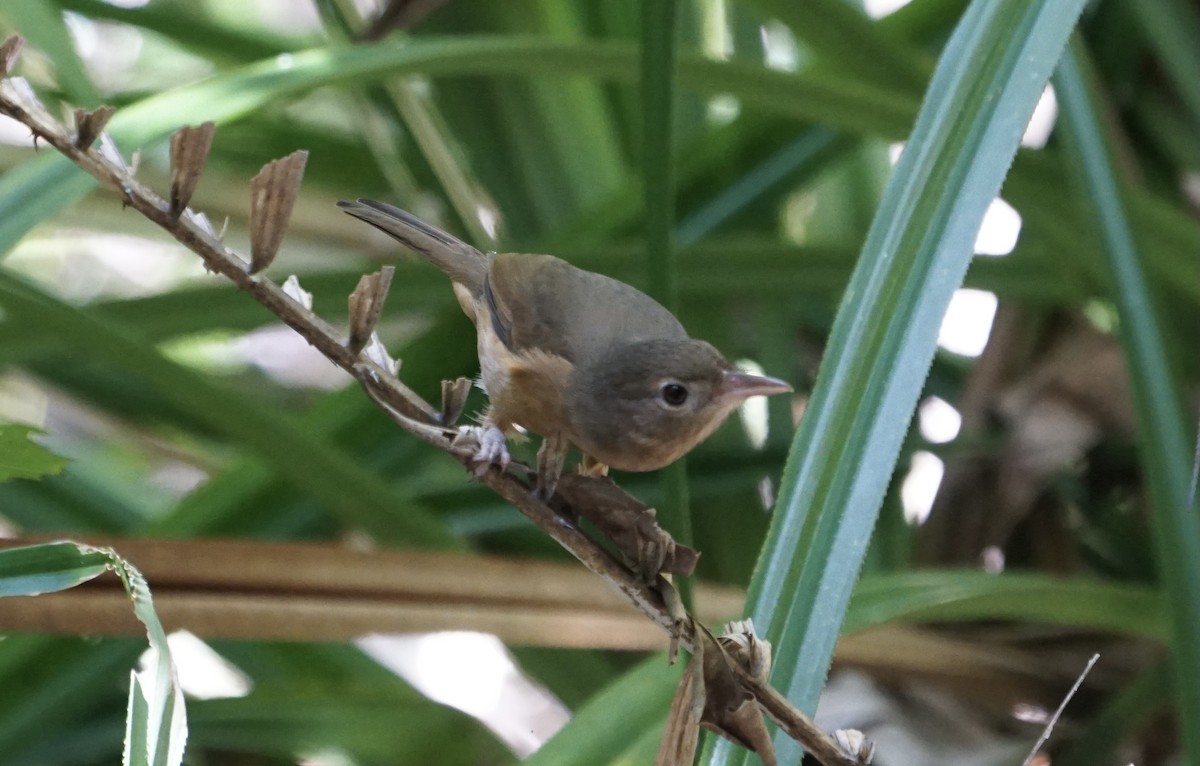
[523,653,681,766]
[711,1,1087,763]
[1127,0,1200,132]
[845,570,1165,641]
[744,0,930,92]
[0,542,187,765]
[641,0,693,608]
[0,540,109,595]
[1054,38,1200,764]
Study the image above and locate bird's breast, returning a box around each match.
[474,306,574,439]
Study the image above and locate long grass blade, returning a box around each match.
[1054,38,1200,765]
[710,1,1087,762]
[640,0,692,608]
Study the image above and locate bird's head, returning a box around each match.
[568,338,792,471]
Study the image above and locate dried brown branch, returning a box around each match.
[0,38,862,766]
[0,536,743,647]
[73,105,115,149]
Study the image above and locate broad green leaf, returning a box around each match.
[0,423,68,483]
[715,1,1087,763]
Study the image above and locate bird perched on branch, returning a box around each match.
[339,199,792,497]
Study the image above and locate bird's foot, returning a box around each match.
[453,425,510,476]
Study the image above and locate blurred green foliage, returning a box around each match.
[0,0,1197,764]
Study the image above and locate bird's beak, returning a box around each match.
[717,370,793,403]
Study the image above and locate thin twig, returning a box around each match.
[1021,653,1100,766]
[0,49,857,766]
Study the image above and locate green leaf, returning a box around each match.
[1,0,100,105]
[1126,0,1200,132]
[0,540,109,595]
[123,671,150,766]
[0,542,187,764]
[744,0,930,92]
[0,36,914,258]
[0,272,456,548]
[714,0,1088,762]
[641,0,693,609]
[524,653,681,766]
[1058,661,1172,766]
[191,642,504,763]
[845,570,1165,641]
[1054,38,1200,765]
[0,423,68,483]
[108,556,186,766]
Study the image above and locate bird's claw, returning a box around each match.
[454,425,510,476]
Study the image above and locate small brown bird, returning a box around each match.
[339,199,792,496]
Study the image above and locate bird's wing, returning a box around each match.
[485,253,687,362]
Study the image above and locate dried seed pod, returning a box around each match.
[657,651,701,766]
[552,474,700,579]
[73,105,115,149]
[717,619,771,683]
[248,150,308,274]
[835,730,875,765]
[347,266,395,354]
[699,626,777,765]
[440,377,472,425]
[0,35,24,76]
[657,625,777,766]
[168,121,215,217]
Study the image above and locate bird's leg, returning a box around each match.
[535,431,569,499]
[471,424,510,472]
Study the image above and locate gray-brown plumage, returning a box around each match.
[339,198,791,496]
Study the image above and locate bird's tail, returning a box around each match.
[338,198,487,297]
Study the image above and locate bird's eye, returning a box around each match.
[659,382,689,407]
